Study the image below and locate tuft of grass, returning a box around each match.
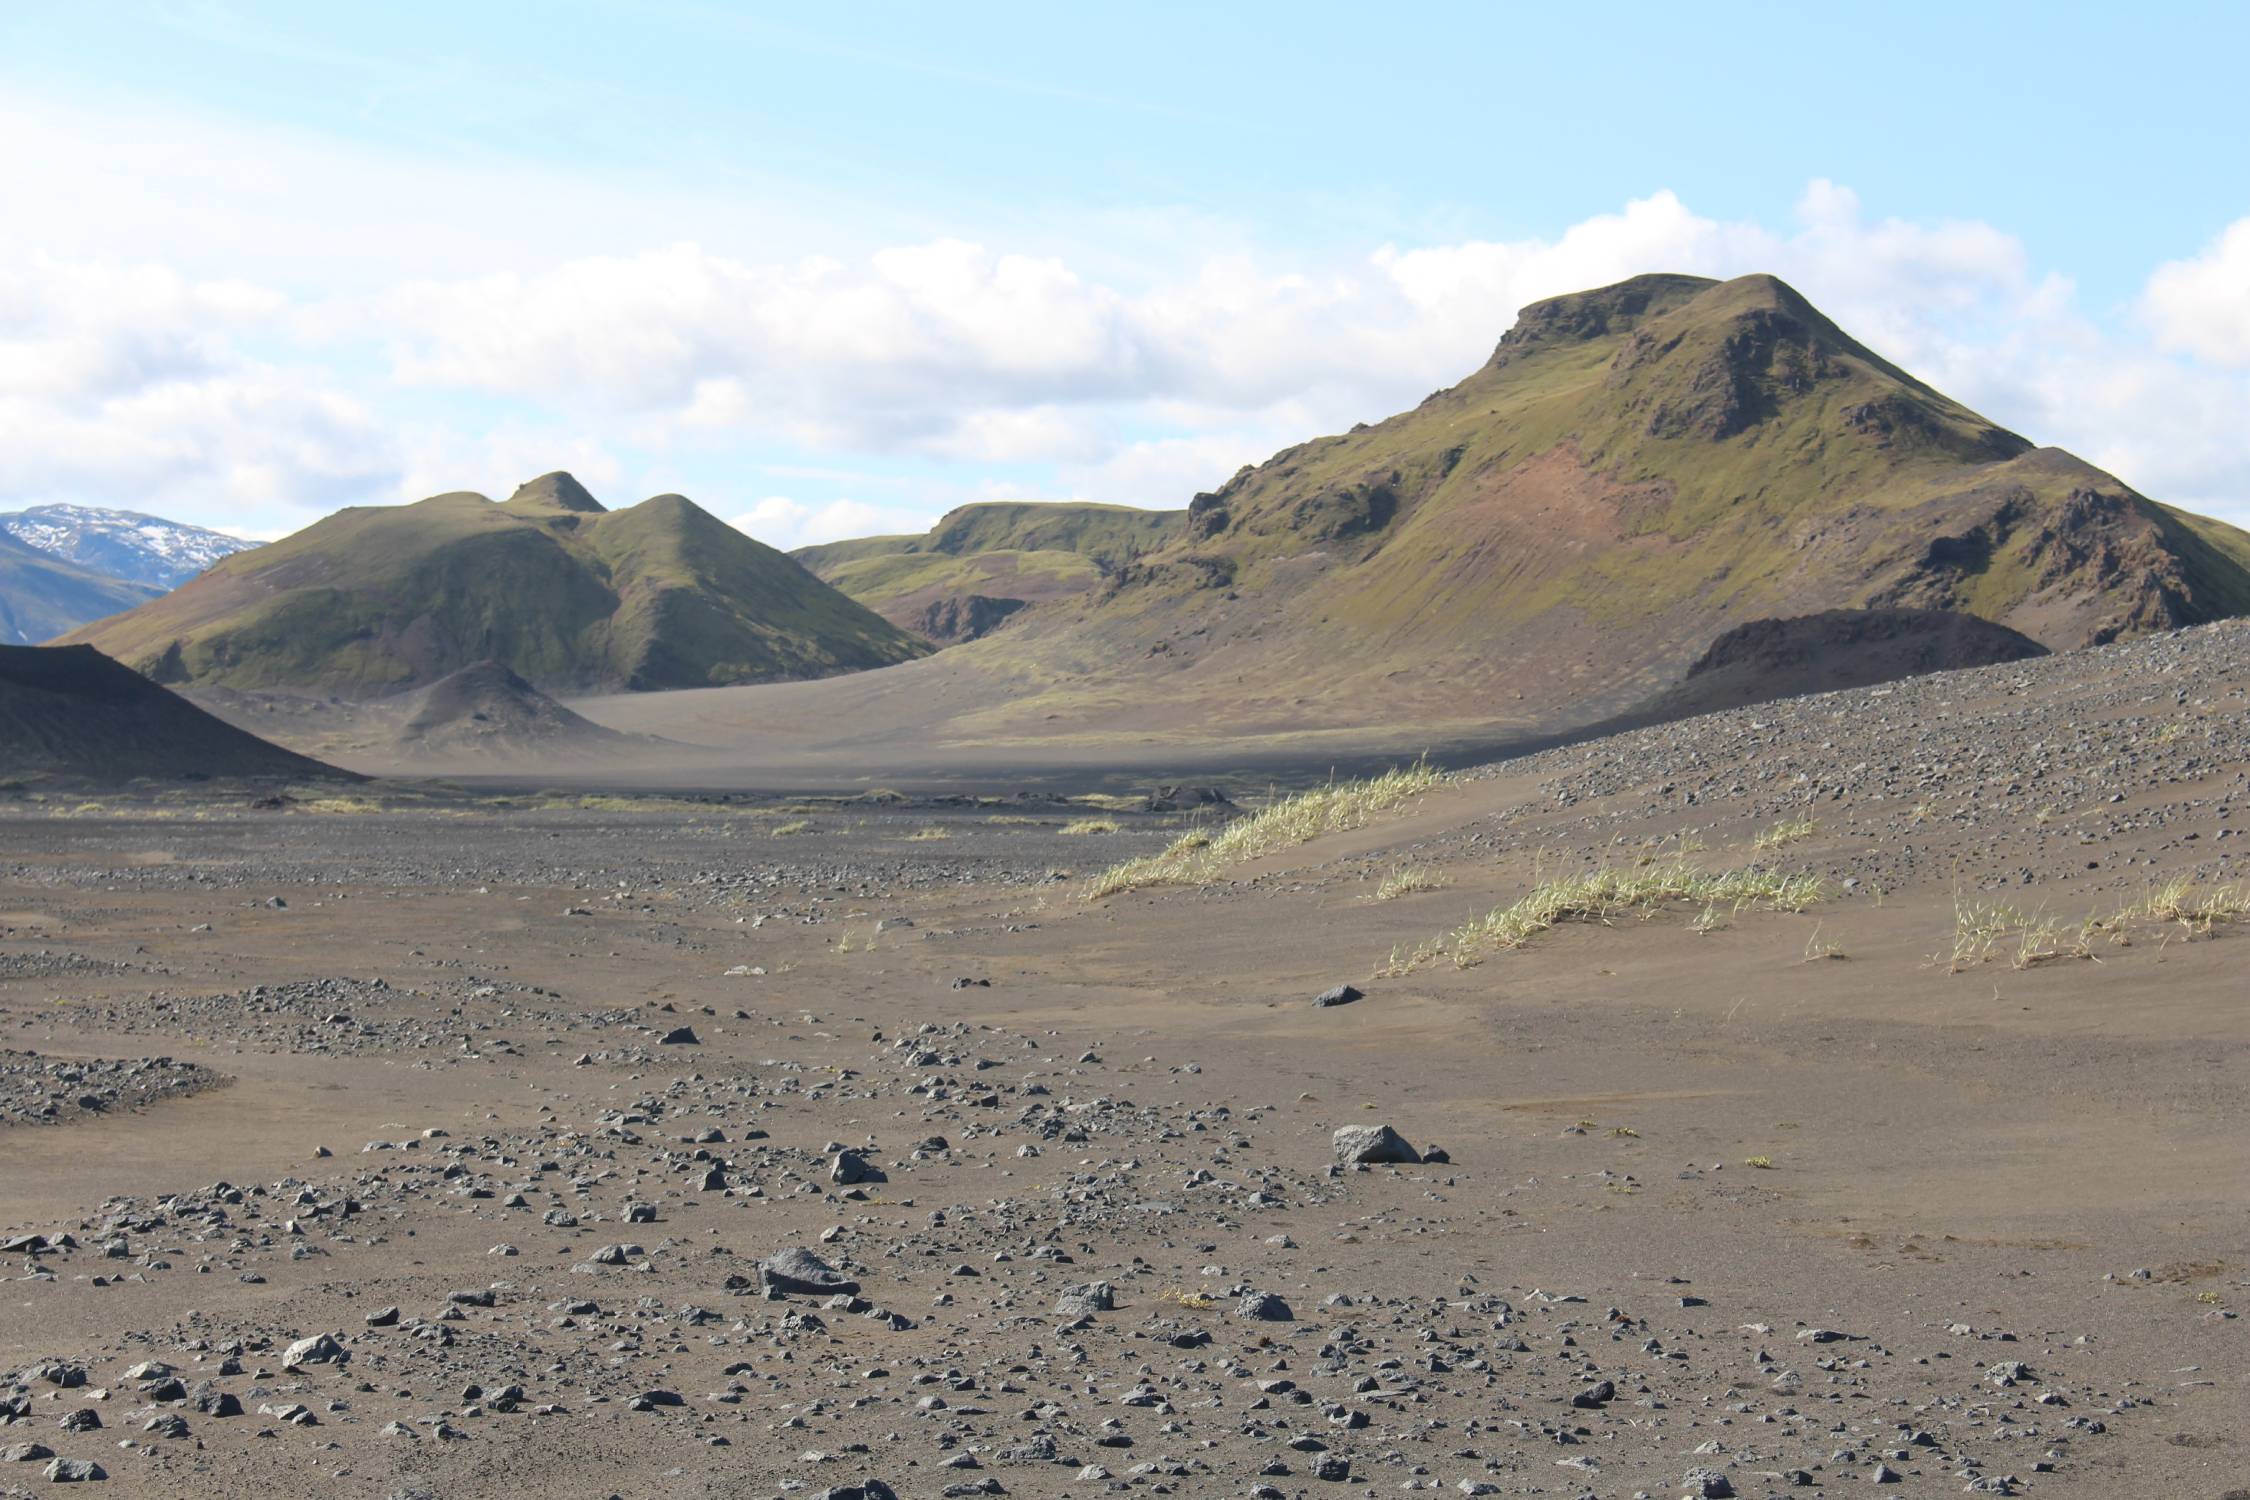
[1059,817,1121,836]
[1744,1156,1775,1170]
[770,819,813,837]
[904,826,952,841]
[1753,815,1819,852]
[1373,865,1443,901]
[2132,876,2248,928]
[1396,860,1826,970]
[1086,758,1440,899]
[1154,1287,1214,1310]
[1943,891,2027,972]
[1801,921,1846,962]
[1942,878,2246,973]
[295,796,387,815]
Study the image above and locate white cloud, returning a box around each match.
[730,496,942,551]
[357,184,2099,497]
[0,253,400,531]
[6,87,2250,539]
[0,91,867,290]
[2145,218,2250,367]
[388,427,627,510]
[1060,428,1296,509]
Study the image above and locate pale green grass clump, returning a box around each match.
[1396,860,1827,970]
[294,796,388,816]
[1939,876,2248,973]
[1086,759,1441,899]
[904,826,952,841]
[2131,876,2247,927]
[1373,865,1444,900]
[1753,815,1819,852]
[770,819,812,837]
[1059,817,1121,835]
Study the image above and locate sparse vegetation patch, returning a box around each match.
[1086,758,1440,899]
[1393,860,1827,970]
[1374,865,1443,900]
[1753,815,1819,851]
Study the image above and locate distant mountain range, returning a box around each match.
[30,272,2250,767]
[64,472,927,697]
[794,501,1182,642]
[590,270,2250,757]
[0,504,258,643]
[0,530,161,645]
[929,272,2250,736]
[1,503,260,590]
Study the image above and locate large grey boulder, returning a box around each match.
[761,1247,860,1297]
[1053,1281,1116,1318]
[1333,1124,1421,1166]
[281,1333,346,1371]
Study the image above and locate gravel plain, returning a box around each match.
[3,623,2247,1500]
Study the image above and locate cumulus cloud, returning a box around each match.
[2145,218,2250,367]
[8,110,2250,538]
[729,496,942,551]
[388,427,628,510]
[361,183,2093,488]
[0,254,400,530]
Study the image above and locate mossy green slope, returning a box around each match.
[65,473,927,696]
[794,500,1180,641]
[943,272,2250,737]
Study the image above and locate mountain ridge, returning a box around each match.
[619,270,2250,753]
[64,474,928,697]
[0,530,162,645]
[0,503,259,590]
[793,500,1182,643]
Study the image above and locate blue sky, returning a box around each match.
[4,1,2248,540]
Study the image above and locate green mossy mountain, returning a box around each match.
[0,531,161,645]
[65,474,927,696]
[794,501,1181,642]
[911,272,2250,739]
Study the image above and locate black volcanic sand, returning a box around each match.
[0,644,348,786]
[1,620,2245,1499]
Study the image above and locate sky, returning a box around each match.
[3,1,2248,546]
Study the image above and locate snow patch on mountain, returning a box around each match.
[0,504,259,590]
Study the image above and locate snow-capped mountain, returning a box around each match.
[0,504,260,591]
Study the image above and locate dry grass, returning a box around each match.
[1392,860,1827,971]
[1753,815,1819,852]
[903,826,952,841]
[1801,921,1846,962]
[1939,876,2248,973]
[1373,865,1444,901]
[1059,817,1121,836]
[770,819,813,838]
[1086,758,1440,899]
[2131,876,2248,928]
[1942,892,2026,972]
[294,796,388,816]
